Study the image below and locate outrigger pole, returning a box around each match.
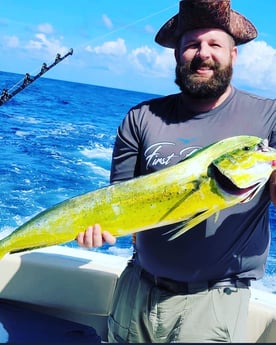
[0,48,73,106]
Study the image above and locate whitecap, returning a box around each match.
[81,147,112,160]
[84,161,110,179]
[15,130,31,137]
[0,226,15,240]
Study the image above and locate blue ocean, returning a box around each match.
[0,70,275,294]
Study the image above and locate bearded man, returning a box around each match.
[77,1,276,342]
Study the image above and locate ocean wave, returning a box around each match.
[80,146,113,160]
[83,161,110,180]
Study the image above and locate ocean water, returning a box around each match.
[0,70,275,294]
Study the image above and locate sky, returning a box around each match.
[0,0,276,97]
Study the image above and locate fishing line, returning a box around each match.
[74,3,178,51]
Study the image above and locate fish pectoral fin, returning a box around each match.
[166,209,216,241]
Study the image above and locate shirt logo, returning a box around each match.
[145,142,201,170]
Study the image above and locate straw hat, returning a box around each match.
[155,0,257,48]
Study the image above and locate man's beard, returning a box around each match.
[175,58,233,98]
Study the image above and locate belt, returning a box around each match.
[141,269,250,294]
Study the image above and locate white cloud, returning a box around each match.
[26,33,46,49]
[130,46,153,70]
[235,40,276,89]
[152,48,175,76]
[85,38,175,83]
[85,38,127,56]
[144,24,155,34]
[102,14,113,29]
[4,35,19,48]
[37,23,54,34]
[25,33,68,57]
[129,46,175,77]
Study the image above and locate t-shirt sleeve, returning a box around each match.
[269,121,276,149]
[110,109,140,183]
[267,99,276,148]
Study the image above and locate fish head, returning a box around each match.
[211,138,276,203]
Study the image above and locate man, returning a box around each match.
[77,0,276,342]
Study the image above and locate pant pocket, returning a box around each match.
[107,263,142,343]
[108,315,129,343]
[211,287,251,342]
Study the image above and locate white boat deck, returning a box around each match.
[0,245,275,343]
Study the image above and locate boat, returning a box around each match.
[0,245,275,343]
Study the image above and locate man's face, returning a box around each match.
[175,28,237,98]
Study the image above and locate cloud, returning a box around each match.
[129,46,174,77]
[1,21,67,59]
[85,38,127,56]
[102,14,113,29]
[234,40,276,90]
[152,48,175,76]
[129,46,152,70]
[144,24,155,34]
[25,33,68,57]
[37,23,54,35]
[4,35,20,48]
[85,37,174,80]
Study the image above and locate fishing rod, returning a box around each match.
[0,48,73,106]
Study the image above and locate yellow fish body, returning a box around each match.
[0,135,275,258]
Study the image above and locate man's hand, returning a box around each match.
[76,224,116,248]
[270,170,276,206]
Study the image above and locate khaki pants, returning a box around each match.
[108,263,251,343]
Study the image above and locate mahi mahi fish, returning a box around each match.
[0,135,275,258]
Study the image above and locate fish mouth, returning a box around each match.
[211,164,261,202]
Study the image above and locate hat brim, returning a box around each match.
[155,9,257,48]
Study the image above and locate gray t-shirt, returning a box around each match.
[110,87,276,282]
